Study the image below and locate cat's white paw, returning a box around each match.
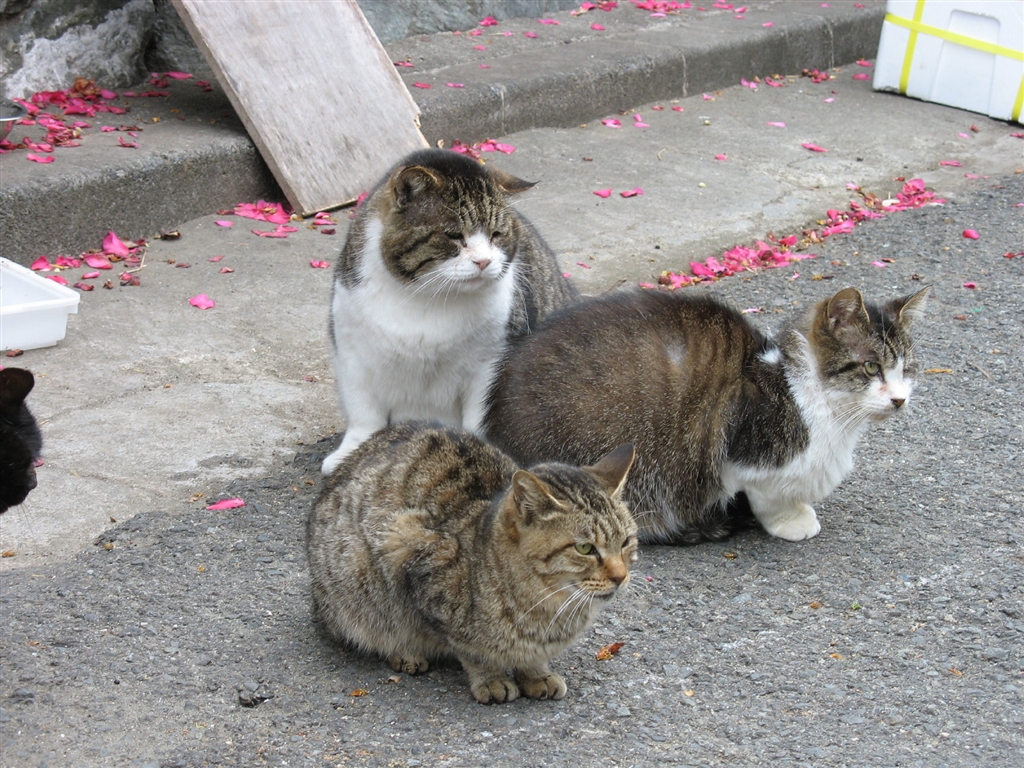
[759,503,821,542]
[321,429,373,476]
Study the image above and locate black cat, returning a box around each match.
[0,367,42,513]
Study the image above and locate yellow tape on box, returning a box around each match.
[873,0,1024,123]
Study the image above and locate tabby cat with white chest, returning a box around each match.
[321,149,577,475]
[486,286,928,543]
[307,422,636,704]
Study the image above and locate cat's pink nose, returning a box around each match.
[473,257,491,272]
[891,398,905,409]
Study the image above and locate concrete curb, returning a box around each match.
[0,1,885,266]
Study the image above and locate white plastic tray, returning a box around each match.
[1,257,80,350]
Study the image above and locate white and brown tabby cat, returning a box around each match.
[321,149,577,475]
[307,422,636,704]
[486,286,928,543]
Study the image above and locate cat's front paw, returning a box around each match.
[759,503,821,542]
[469,676,520,705]
[389,654,429,675]
[515,670,567,701]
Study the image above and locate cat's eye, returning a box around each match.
[490,230,506,241]
[445,231,464,242]
[863,361,881,376]
[574,542,595,555]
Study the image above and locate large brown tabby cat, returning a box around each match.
[307,422,636,704]
[486,286,928,544]
[321,149,577,476]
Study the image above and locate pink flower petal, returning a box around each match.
[30,256,51,271]
[82,271,100,279]
[206,498,245,510]
[715,153,728,161]
[871,261,887,268]
[591,23,606,30]
[801,142,828,152]
[575,261,591,269]
[393,61,413,68]
[189,294,216,310]
[767,121,786,127]
[45,274,69,285]
[962,229,980,240]
[523,31,538,38]
[479,64,491,69]
[26,153,55,163]
[538,18,560,25]
[823,97,835,103]
[165,71,193,80]
[102,231,131,257]
[939,160,962,167]
[446,83,465,88]
[208,255,224,262]
[602,118,622,128]
[479,15,498,26]
[852,73,870,80]
[593,188,613,198]
[672,106,684,112]
[634,120,650,128]
[762,21,774,27]
[310,260,331,269]
[620,187,644,198]
[215,220,234,227]
[117,136,139,148]
[412,82,432,89]
[962,281,977,289]
[562,272,572,279]
[73,282,94,292]
[84,254,113,269]
[473,45,487,50]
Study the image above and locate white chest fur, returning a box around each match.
[721,336,872,541]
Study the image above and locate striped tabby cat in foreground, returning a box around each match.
[486,286,928,543]
[307,423,636,704]
[321,149,576,475]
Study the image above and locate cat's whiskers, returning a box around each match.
[546,586,591,634]
[515,583,577,625]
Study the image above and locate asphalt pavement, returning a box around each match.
[1,0,1022,765]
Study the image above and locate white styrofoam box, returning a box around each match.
[873,0,1024,123]
[0,257,80,350]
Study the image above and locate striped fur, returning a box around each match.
[307,423,635,704]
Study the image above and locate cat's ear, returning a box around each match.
[511,469,564,524]
[825,287,870,333]
[584,444,635,499]
[487,166,537,195]
[390,165,443,208]
[889,286,929,327]
[0,368,34,410]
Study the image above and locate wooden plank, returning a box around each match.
[171,0,427,215]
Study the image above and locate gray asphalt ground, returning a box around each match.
[1,0,1023,765]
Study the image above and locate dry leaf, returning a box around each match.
[1,550,16,558]
[810,601,822,609]
[924,368,953,374]
[829,653,844,660]
[596,642,625,661]
[351,689,369,697]
[723,552,737,560]
[949,667,963,677]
